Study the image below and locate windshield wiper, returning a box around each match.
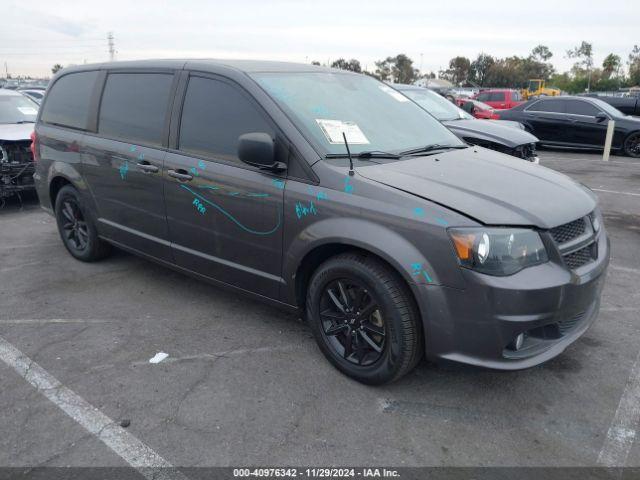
[399,144,468,156]
[325,150,401,159]
[15,120,36,124]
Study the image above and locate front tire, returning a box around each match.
[54,185,112,262]
[306,252,423,385]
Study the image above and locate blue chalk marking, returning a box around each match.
[228,192,240,196]
[192,197,206,215]
[199,185,220,191]
[197,160,206,170]
[129,145,136,153]
[344,176,354,194]
[137,152,145,161]
[295,200,318,219]
[414,207,425,217]
[272,179,285,190]
[180,184,280,235]
[189,167,199,177]
[410,262,432,283]
[246,193,270,197]
[422,271,433,283]
[119,161,129,180]
[435,217,449,226]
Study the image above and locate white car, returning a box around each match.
[0,89,38,199]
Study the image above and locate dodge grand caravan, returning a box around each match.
[33,60,609,384]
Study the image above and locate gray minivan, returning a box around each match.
[33,60,609,384]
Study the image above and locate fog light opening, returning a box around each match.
[508,333,525,351]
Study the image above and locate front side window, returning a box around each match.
[527,99,565,113]
[490,92,506,102]
[565,101,600,116]
[477,92,490,102]
[0,94,38,124]
[252,72,462,157]
[41,71,98,129]
[98,73,174,146]
[401,88,471,121]
[178,76,275,163]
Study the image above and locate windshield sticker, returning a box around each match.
[17,106,37,115]
[379,85,409,102]
[315,119,370,145]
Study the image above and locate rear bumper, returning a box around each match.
[416,229,610,370]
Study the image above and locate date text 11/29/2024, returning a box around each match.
[233,468,400,478]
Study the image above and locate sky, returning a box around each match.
[1,0,638,78]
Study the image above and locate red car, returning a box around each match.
[474,89,524,109]
[457,99,501,120]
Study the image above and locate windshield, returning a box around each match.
[400,88,471,121]
[0,94,38,123]
[252,72,463,157]
[591,98,624,117]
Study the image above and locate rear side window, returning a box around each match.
[490,92,505,102]
[178,76,274,163]
[98,73,174,146]
[477,92,490,102]
[565,100,600,116]
[41,71,98,129]
[527,99,565,113]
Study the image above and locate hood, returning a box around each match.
[0,123,34,142]
[358,147,596,228]
[443,118,538,148]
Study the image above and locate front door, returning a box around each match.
[565,100,609,147]
[163,74,285,299]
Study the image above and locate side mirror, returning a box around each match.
[595,112,608,122]
[237,132,285,171]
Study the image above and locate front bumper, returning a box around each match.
[417,228,610,370]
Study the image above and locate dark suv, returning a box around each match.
[33,60,610,384]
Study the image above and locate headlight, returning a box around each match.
[449,228,548,276]
[589,209,602,233]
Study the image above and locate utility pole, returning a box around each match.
[107,32,116,62]
[4,62,8,79]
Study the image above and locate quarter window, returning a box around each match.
[98,73,174,146]
[178,76,275,163]
[40,71,98,130]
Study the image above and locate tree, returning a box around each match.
[567,41,594,91]
[311,61,321,66]
[531,45,553,62]
[330,58,362,73]
[602,54,621,79]
[469,53,495,86]
[374,54,419,84]
[628,45,640,86]
[440,56,471,85]
[51,64,63,74]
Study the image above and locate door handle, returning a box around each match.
[167,169,193,181]
[136,161,159,173]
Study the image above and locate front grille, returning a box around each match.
[558,312,586,335]
[550,218,586,244]
[564,244,595,269]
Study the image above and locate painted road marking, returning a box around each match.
[592,188,640,197]
[598,348,640,467]
[0,319,110,324]
[0,336,188,480]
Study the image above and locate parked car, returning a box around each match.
[0,89,37,199]
[458,98,502,119]
[33,61,609,384]
[581,94,640,117]
[497,96,640,157]
[394,84,539,162]
[18,89,45,104]
[475,89,524,109]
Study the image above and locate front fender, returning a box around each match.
[283,216,443,306]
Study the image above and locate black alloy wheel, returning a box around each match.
[624,132,640,158]
[319,278,386,366]
[60,198,90,252]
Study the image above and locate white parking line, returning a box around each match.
[0,319,109,324]
[610,264,640,275]
[598,348,640,467]
[0,336,188,480]
[592,188,640,197]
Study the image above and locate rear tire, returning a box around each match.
[54,185,112,262]
[623,132,640,158]
[306,252,424,385]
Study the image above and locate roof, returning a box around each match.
[56,59,344,75]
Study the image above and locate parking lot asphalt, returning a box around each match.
[0,149,639,469]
